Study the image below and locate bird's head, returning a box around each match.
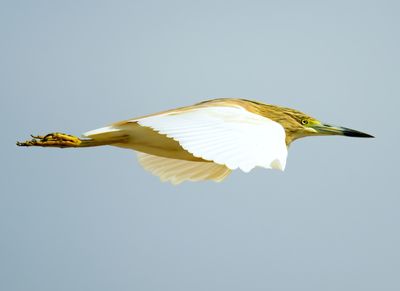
[226,99,374,145]
[280,109,374,144]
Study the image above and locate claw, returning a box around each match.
[17,132,82,148]
[31,134,45,139]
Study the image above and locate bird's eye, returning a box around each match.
[301,119,309,125]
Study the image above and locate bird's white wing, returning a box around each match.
[137,152,231,184]
[134,106,287,172]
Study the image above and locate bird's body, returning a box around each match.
[17,98,373,184]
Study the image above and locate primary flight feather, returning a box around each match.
[17,98,373,184]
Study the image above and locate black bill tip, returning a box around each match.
[341,127,374,138]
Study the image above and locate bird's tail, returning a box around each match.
[17,126,127,148]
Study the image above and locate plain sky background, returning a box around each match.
[1,0,399,290]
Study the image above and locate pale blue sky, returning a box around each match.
[1,1,399,290]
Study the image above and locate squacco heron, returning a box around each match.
[17,98,373,184]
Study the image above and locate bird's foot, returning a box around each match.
[17,133,82,148]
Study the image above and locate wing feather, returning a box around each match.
[134,105,287,172]
[137,153,231,184]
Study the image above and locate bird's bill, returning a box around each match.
[310,123,374,138]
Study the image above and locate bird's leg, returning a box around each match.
[17,132,82,148]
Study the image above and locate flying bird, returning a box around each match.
[17,98,373,184]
